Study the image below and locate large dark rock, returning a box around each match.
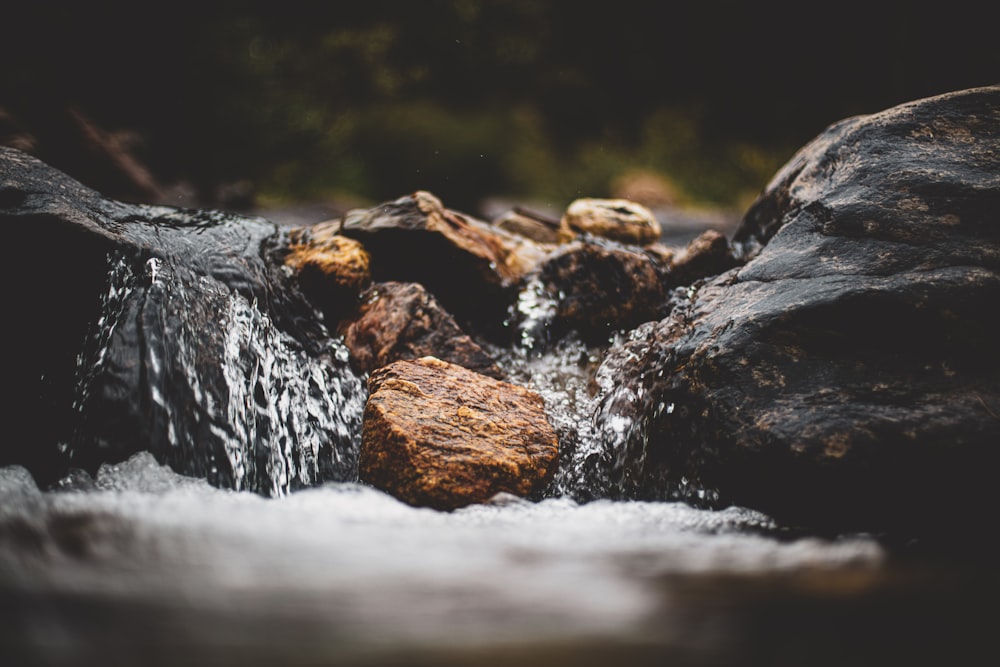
[0,147,364,494]
[592,86,1000,538]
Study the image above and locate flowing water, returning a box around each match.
[61,206,366,497]
[0,452,893,667]
[2,205,993,666]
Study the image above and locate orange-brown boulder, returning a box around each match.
[359,357,559,510]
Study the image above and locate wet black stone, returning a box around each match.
[0,147,362,493]
[594,86,1000,540]
[526,238,668,346]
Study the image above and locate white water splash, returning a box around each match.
[66,248,365,497]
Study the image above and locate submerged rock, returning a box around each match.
[0,146,365,494]
[340,281,502,378]
[359,357,559,510]
[559,197,661,246]
[593,86,1000,537]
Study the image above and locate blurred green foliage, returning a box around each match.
[2,1,997,212]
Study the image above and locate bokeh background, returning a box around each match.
[2,0,997,218]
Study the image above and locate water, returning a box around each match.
[495,286,699,504]
[0,453,888,666]
[62,207,366,496]
[3,205,993,666]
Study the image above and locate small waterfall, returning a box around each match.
[499,280,722,505]
[497,281,651,502]
[64,208,366,497]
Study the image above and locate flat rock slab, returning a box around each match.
[359,357,559,510]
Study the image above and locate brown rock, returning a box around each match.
[340,281,502,378]
[559,197,661,246]
[492,208,561,244]
[339,191,548,328]
[359,357,559,510]
[666,229,737,287]
[642,242,676,268]
[284,221,372,315]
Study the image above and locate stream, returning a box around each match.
[1,196,995,666]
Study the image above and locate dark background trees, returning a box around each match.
[2,1,997,214]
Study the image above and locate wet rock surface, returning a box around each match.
[4,86,999,540]
[359,356,559,510]
[559,197,662,246]
[594,86,1000,538]
[0,146,364,494]
[521,238,668,344]
[340,281,502,378]
[339,190,548,332]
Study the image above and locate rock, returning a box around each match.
[284,220,372,317]
[339,190,548,332]
[340,281,502,378]
[642,242,676,269]
[666,229,738,288]
[359,356,559,510]
[492,208,562,244]
[519,239,667,345]
[591,86,1000,538]
[559,197,661,246]
[0,146,365,494]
